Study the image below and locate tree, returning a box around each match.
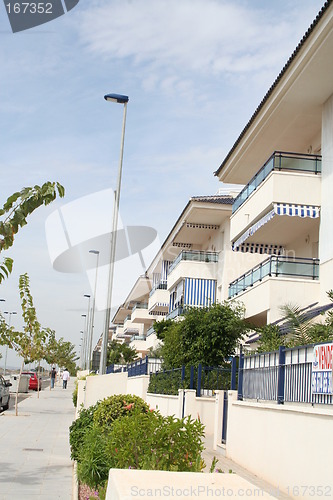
[19,273,50,401]
[156,302,249,369]
[256,291,333,352]
[0,182,65,283]
[107,340,136,365]
[256,324,286,353]
[54,337,79,375]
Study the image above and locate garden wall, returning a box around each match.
[226,391,333,498]
[126,375,150,400]
[84,372,127,408]
[146,393,181,418]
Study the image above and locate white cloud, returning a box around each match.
[78,0,323,95]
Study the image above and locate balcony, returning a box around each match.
[149,281,167,297]
[148,280,169,314]
[229,256,319,299]
[167,251,218,290]
[232,152,321,214]
[166,306,184,320]
[131,303,153,324]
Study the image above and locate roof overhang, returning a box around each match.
[216,1,333,184]
[146,198,232,273]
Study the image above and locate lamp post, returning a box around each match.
[81,313,87,370]
[83,294,91,370]
[88,250,100,371]
[100,93,129,375]
[3,311,17,375]
[79,330,84,369]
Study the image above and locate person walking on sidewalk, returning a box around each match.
[50,366,57,389]
[62,368,70,389]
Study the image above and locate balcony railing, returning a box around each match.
[149,281,168,297]
[232,151,322,214]
[124,315,131,323]
[146,325,156,337]
[130,335,146,342]
[228,256,320,298]
[166,306,184,320]
[132,303,148,311]
[168,250,219,275]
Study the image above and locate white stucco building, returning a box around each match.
[215,0,333,326]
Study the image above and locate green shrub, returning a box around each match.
[76,408,205,489]
[107,409,205,472]
[69,403,98,461]
[77,426,112,489]
[93,394,149,431]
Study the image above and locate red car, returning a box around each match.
[22,372,42,391]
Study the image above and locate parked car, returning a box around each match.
[0,375,12,410]
[21,372,42,391]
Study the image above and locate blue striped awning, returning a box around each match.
[184,278,216,307]
[233,204,320,250]
[275,203,320,218]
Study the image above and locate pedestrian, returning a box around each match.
[50,366,57,389]
[62,368,70,389]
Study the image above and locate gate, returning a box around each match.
[221,391,228,444]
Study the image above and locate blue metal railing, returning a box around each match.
[238,343,333,405]
[232,151,322,214]
[148,362,236,396]
[228,256,320,298]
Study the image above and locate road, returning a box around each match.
[1,377,51,413]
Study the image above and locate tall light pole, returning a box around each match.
[88,250,99,371]
[79,330,84,368]
[100,93,129,375]
[83,294,91,370]
[81,313,87,370]
[3,311,17,375]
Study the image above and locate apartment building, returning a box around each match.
[215,0,333,326]
[112,193,255,356]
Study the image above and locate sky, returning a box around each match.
[0,0,325,369]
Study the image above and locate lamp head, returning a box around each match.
[104,93,129,104]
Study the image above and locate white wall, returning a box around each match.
[84,372,128,408]
[127,375,150,400]
[146,393,181,418]
[226,391,333,498]
[183,390,215,436]
[320,93,333,303]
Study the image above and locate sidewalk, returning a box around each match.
[0,378,75,500]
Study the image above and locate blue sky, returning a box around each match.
[0,0,325,368]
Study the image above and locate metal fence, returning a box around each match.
[148,360,237,397]
[106,357,162,377]
[239,343,333,405]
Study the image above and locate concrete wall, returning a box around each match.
[76,379,86,417]
[146,393,181,418]
[183,390,215,436]
[127,375,150,400]
[84,372,128,408]
[226,391,333,498]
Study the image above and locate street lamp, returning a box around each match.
[100,92,129,375]
[83,295,91,370]
[81,314,87,370]
[88,250,100,371]
[3,311,17,376]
